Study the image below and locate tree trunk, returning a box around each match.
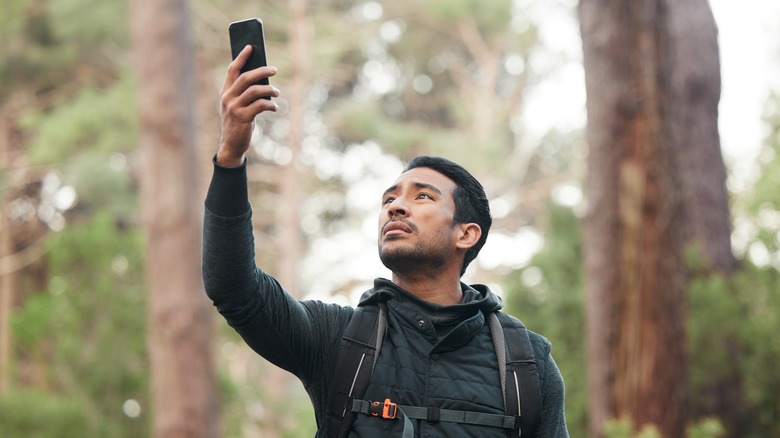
[276,0,310,298]
[666,2,734,272]
[0,210,12,394]
[0,100,16,394]
[579,0,728,436]
[0,94,29,394]
[258,1,312,436]
[129,1,217,437]
[666,5,745,435]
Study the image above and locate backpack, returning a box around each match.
[325,303,542,438]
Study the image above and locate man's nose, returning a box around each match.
[387,198,408,217]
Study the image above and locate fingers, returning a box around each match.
[221,50,280,123]
[222,83,279,126]
[223,72,279,114]
[225,45,255,81]
[217,49,281,164]
[232,59,279,104]
[230,93,279,123]
[222,45,278,96]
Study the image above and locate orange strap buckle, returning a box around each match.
[371,398,398,419]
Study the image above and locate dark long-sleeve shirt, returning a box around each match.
[202,159,569,437]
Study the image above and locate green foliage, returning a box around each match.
[49,0,128,46]
[687,418,726,438]
[0,0,27,42]
[5,4,145,436]
[748,92,780,212]
[281,387,317,438]
[60,151,138,221]
[684,90,780,437]
[0,0,93,101]
[730,267,780,434]
[0,390,92,438]
[11,213,149,437]
[21,71,138,166]
[314,0,549,178]
[428,0,513,34]
[602,417,725,438]
[504,204,588,436]
[334,98,481,158]
[603,419,660,438]
[12,291,56,346]
[688,270,737,385]
[736,91,780,260]
[687,263,780,437]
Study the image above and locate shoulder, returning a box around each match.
[527,329,552,358]
[494,312,551,356]
[494,312,554,383]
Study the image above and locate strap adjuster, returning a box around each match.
[370,398,397,419]
[426,406,440,423]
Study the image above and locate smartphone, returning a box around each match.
[229,18,270,97]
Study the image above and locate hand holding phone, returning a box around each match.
[229,18,270,99]
[218,18,277,166]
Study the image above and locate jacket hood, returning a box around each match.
[358,277,504,314]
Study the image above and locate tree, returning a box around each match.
[258,0,313,436]
[579,0,731,436]
[129,0,217,436]
[0,96,26,394]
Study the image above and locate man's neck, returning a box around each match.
[391,271,464,306]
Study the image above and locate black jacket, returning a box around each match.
[202,160,569,437]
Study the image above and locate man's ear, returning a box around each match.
[455,223,482,250]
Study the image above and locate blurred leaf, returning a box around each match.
[0,390,93,437]
[21,71,137,166]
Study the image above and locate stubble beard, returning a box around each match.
[378,230,453,276]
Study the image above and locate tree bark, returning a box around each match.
[0,99,15,394]
[257,1,311,436]
[276,0,311,298]
[579,0,728,435]
[129,1,217,436]
[665,1,734,272]
[0,94,30,394]
[665,4,745,435]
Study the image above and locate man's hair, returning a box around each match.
[404,156,492,276]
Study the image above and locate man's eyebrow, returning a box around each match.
[412,182,443,196]
[382,184,398,199]
[382,181,443,198]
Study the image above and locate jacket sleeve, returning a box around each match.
[538,351,570,438]
[201,158,350,385]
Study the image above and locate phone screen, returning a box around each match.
[229,18,270,90]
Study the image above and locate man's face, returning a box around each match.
[377,167,460,274]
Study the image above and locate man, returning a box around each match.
[202,45,569,437]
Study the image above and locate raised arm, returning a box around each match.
[202,51,349,384]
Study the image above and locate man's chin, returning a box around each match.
[379,247,416,272]
[379,245,444,275]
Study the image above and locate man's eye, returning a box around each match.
[417,193,432,200]
[383,197,395,205]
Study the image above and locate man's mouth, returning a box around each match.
[382,220,413,237]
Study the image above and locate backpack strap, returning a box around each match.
[326,304,386,438]
[327,306,541,438]
[489,312,542,438]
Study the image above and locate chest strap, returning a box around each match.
[327,305,540,438]
[347,397,520,433]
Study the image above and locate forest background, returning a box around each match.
[1,0,779,437]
